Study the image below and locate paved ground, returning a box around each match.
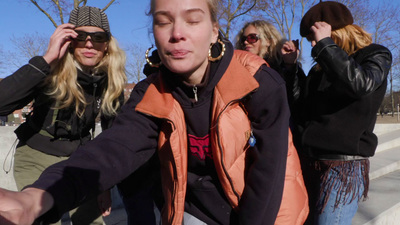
[376,115,400,124]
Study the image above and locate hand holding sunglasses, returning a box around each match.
[43,23,78,66]
[241,33,260,44]
[74,30,110,43]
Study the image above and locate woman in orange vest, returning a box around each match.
[0,1,291,224]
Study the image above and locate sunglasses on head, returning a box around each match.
[241,33,260,44]
[74,30,110,43]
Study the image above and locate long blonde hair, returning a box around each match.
[44,36,127,118]
[331,24,372,55]
[235,20,284,64]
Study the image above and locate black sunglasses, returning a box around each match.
[74,30,110,43]
[241,33,260,44]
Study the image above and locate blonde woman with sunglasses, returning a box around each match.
[235,20,305,110]
[0,6,126,225]
[235,20,299,71]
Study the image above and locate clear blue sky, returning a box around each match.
[0,0,316,79]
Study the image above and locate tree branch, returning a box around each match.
[102,0,116,11]
[29,0,59,27]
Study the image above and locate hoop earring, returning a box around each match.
[208,39,226,62]
[145,45,162,68]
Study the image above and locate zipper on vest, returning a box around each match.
[193,86,198,102]
[215,99,242,202]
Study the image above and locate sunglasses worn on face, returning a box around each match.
[241,33,260,44]
[74,30,110,43]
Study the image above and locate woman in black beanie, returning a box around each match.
[289,1,392,225]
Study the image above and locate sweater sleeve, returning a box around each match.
[0,56,50,115]
[238,65,290,225]
[27,79,160,223]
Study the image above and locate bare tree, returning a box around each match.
[0,45,5,74]
[10,33,48,59]
[339,0,370,28]
[7,32,48,71]
[218,0,259,39]
[125,44,146,83]
[256,0,315,40]
[26,0,116,28]
[252,0,317,63]
[354,0,400,114]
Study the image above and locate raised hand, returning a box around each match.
[43,23,77,66]
[310,21,332,43]
[281,39,300,65]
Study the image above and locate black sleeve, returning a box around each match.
[28,79,160,223]
[280,63,307,114]
[0,56,50,115]
[238,65,290,225]
[312,38,392,99]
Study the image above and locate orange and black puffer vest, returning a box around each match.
[136,50,308,225]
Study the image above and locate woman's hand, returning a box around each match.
[281,40,299,66]
[97,189,112,217]
[43,23,77,66]
[0,187,54,225]
[310,21,332,43]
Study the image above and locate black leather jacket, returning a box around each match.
[290,37,392,157]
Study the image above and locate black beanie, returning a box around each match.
[300,1,353,37]
[68,6,110,33]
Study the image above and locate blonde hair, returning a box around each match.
[45,36,127,118]
[331,24,372,55]
[235,20,284,65]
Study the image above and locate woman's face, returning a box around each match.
[152,0,219,83]
[242,25,261,55]
[72,26,108,69]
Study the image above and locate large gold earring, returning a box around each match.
[208,39,226,62]
[145,45,162,68]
